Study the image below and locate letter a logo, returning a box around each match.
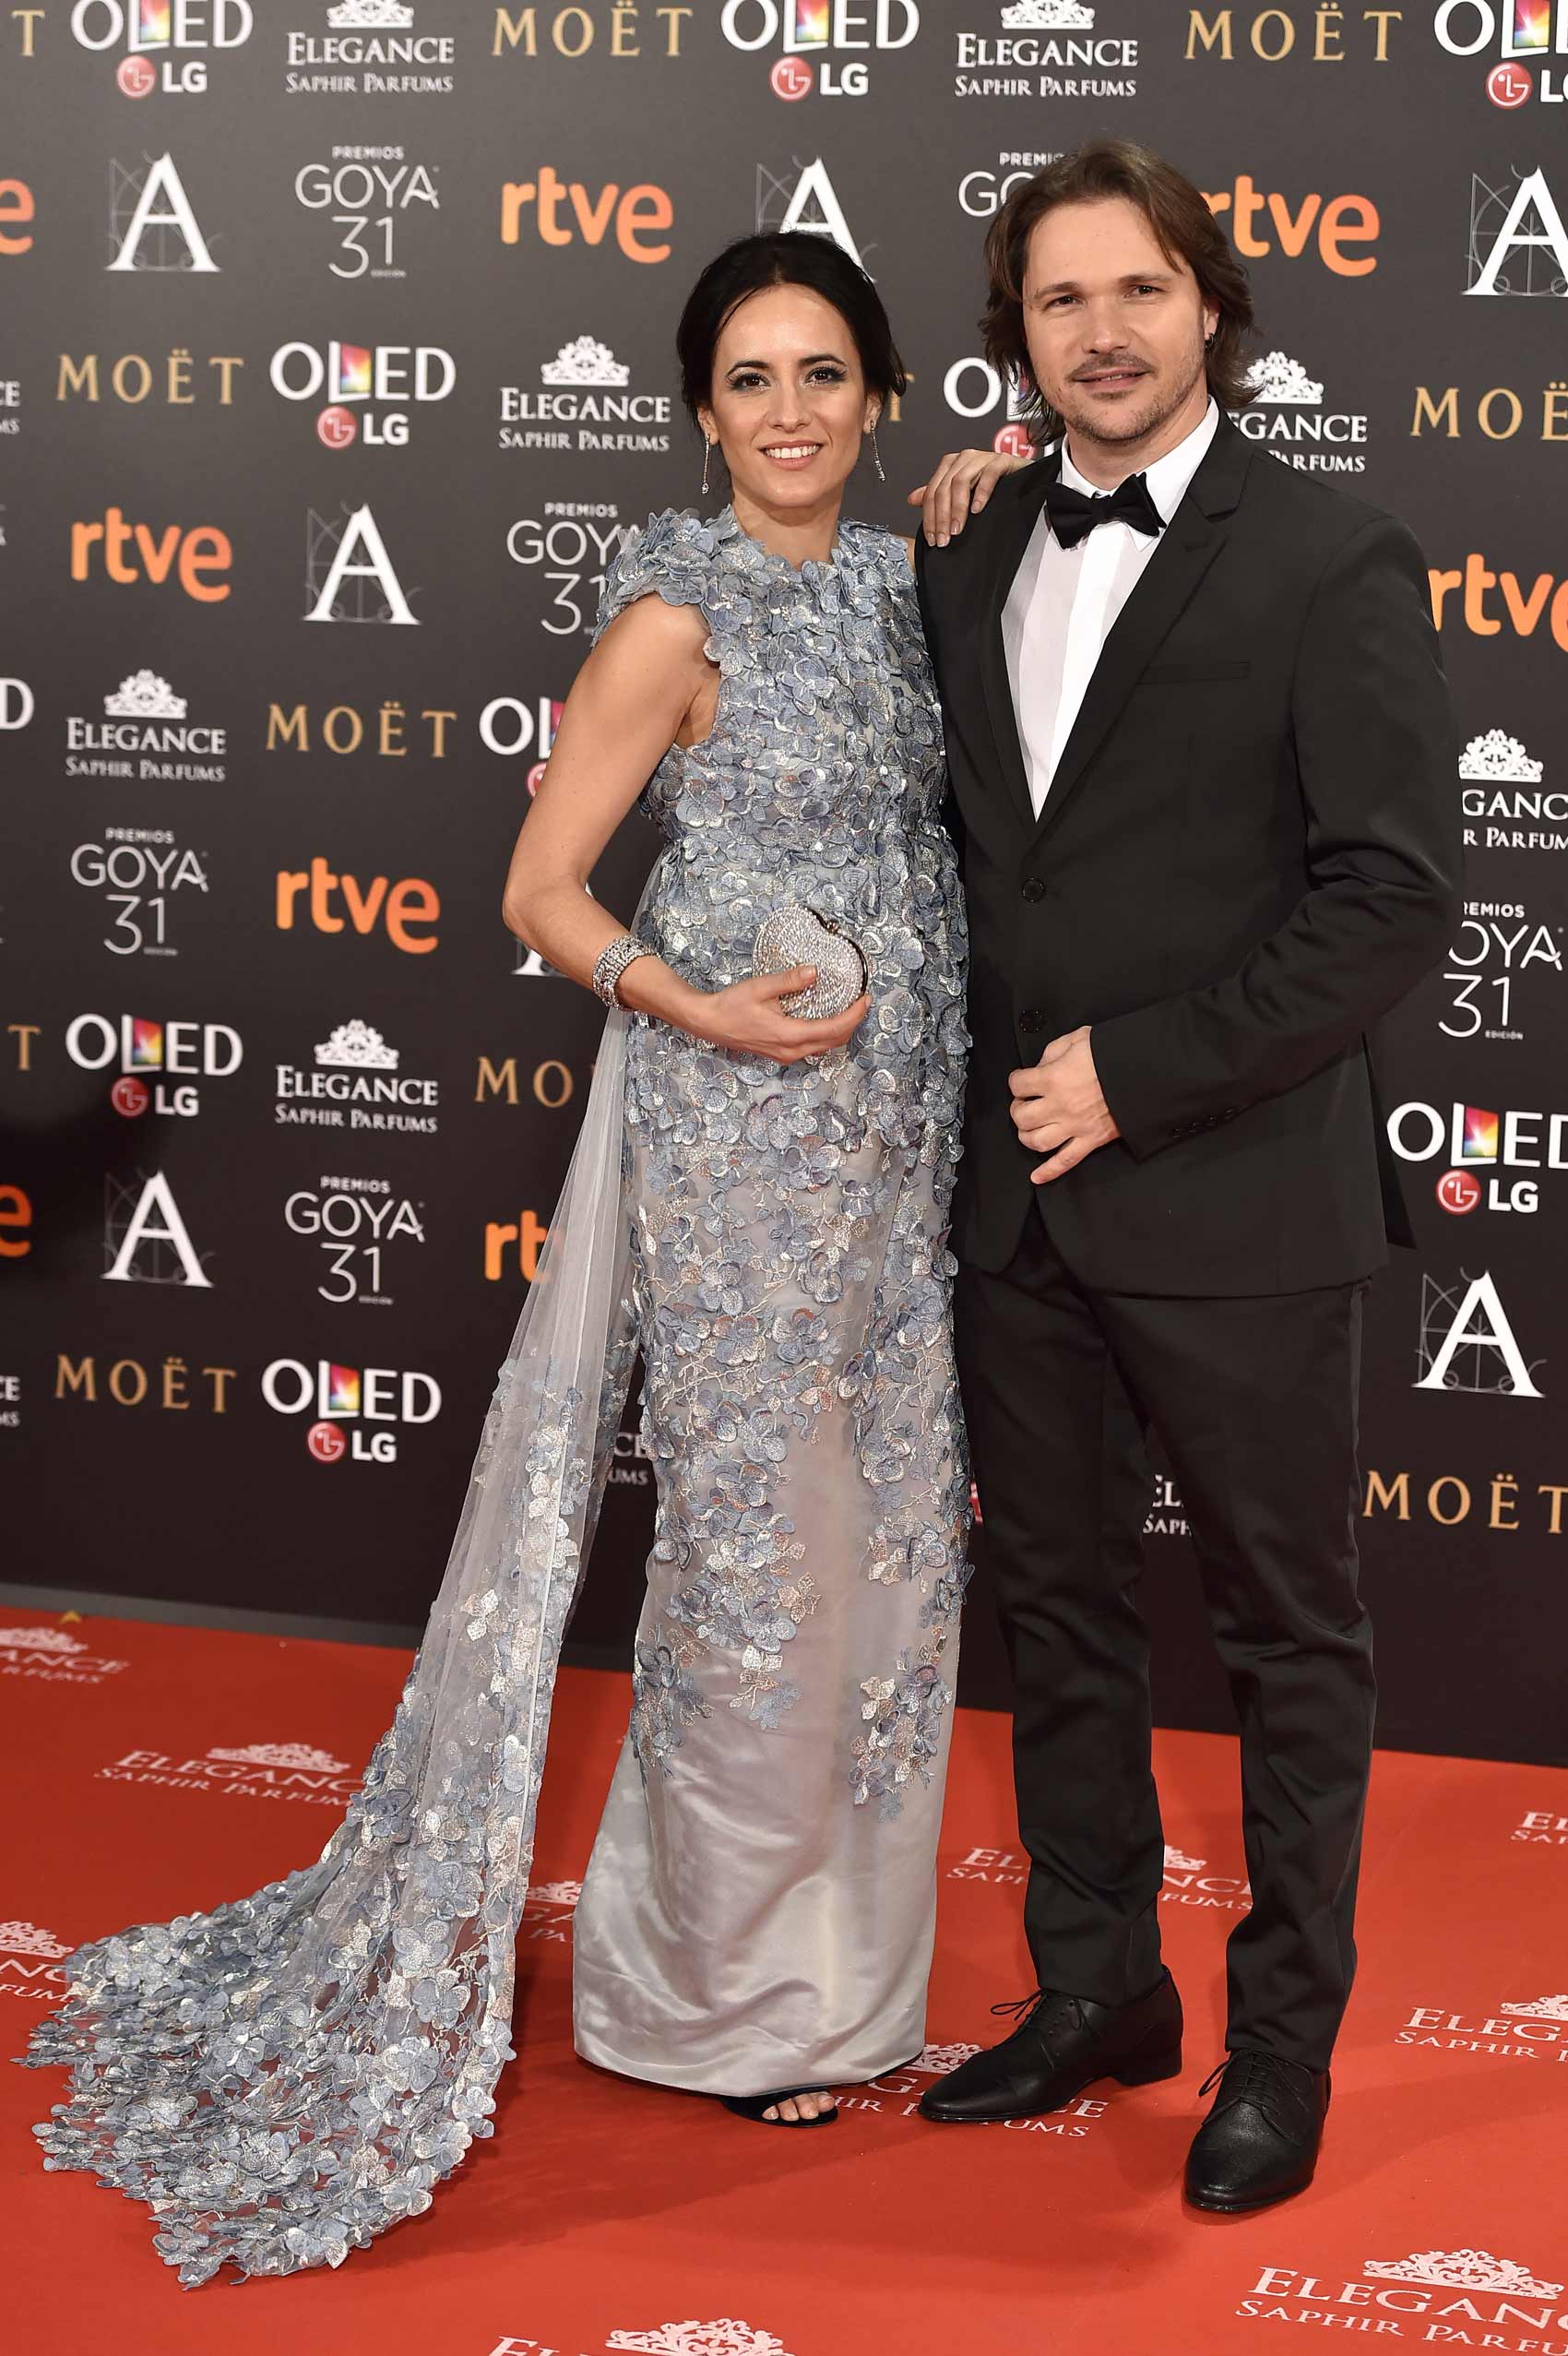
[1415,1270,1542,1398]
[107,153,219,275]
[103,1172,213,1288]
[1467,167,1568,297]
[778,161,866,272]
[304,504,419,625]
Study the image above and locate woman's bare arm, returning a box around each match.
[501,594,869,1063]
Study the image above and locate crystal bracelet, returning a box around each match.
[590,933,654,1009]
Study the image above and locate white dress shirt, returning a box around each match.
[1002,398,1219,819]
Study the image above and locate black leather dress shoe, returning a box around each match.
[1184,2051,1330,2211]
[918,1969,1182,2124]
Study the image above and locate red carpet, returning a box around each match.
[5,1606,1567,2354]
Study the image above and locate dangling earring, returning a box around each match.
[870,422,885,483]
[701,436,712,496]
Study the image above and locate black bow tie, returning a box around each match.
[1045,471,1164,551]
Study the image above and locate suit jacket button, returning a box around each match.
[1018,1008,1045,1034]
[1021,876,1046,902]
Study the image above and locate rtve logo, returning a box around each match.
[70,507,232,601]
[275,857,439,954]
[1202,175,1379,274]
[0,175,34,254]
[0,1184,32,1260]
[1429,555,1568,648]
[500,168,673,261]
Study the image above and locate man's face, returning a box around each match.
[1019,196,1218,451]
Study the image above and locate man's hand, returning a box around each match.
[908,447,1031,547]
[1010,1026,1120,1183]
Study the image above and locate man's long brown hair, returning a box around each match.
[981,140,1256,444]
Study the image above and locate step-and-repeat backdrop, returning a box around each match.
[2,2,1563,1762]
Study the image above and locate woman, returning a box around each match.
[23,233,971,2282]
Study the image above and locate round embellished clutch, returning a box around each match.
[753,904,869,1019]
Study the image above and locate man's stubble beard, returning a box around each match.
[1048,334,1209,453]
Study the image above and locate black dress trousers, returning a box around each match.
[955,1214,1375,2073]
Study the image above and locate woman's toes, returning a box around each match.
[763,2102,782,2122]
[776,2098,798,2122]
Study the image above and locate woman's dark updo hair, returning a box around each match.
[675,232,907,426]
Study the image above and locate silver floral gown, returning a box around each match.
[573,506,971,2094]
[20,503,969,2285]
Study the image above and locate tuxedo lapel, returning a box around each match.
[977,453,1058,833]
[1029,412,1252,851]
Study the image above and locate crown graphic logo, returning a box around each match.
[207,1743,350,1773]
[1247,351,1324,405]
[1459,727,1543,783]
[104,670,187,720]
[529,1878,584,1909]
[327,0,414,26]
[0,1921,70,1957]
[315,1019,399,1070]
[914,2041,982,2075]
[1164,1843,1206,1872]
[1501,1993,1568,2020]
[1003,0,1096,26]
[1364,2251,1563,2296]
[0,1626,88,1655]
[542,336,631,388]
[606,2326,791,2356]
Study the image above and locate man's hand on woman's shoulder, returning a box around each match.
[908,447,1034,549]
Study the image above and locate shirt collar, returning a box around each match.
[1059,396,1219,524]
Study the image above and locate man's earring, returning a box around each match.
[870,422,885,483]
[701,436,712,496]
[1204,330,1216,351]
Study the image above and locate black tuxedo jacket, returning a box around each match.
[915,411,1462,1295]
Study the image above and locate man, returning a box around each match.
[910,139,1460,2210]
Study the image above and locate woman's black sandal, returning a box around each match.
[721,2087,839,2125]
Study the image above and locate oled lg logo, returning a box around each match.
[269,339,455,448]
[721,0,921,101]
[66,1010,243,1118]
[261,1356,442,1464]
[1389,1098,1565,1216]
[1435,0,1568,107]
[72,0,255,97]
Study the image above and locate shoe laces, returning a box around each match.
[1199,2050,1314,2124]
[992,1989,1084,2051]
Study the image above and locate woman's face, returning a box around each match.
[698,282,878,516]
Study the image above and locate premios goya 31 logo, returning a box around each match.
[284,1173,425,1304]
[70,827,209,959]
[294,148,440,282]
[261,1355,442,1463]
